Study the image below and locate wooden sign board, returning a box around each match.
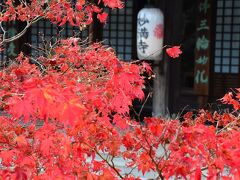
[194,0,213,96]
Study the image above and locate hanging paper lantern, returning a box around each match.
[137,8,164,60]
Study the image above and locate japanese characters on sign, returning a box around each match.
[194,0,212,95]
[137,8,164,60]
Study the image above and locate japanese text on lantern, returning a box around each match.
[194,0,212,95]
[137,14,149,54]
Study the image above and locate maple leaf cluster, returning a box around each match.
[0,37,149,178]
[0,0,123,26]
[0,41,240,179]
[1,83,240,179]
[121,112,240,179]
[1,40,145,125]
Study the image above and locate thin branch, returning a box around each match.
[176,105,189,119]
[0,17,42,45]
[130,45,168,64]
[217,119,239,134]
[29,57,46,74]
[0,22,7,40]
[26,43,49,56]
[138,92,152,118]
[125,165,137,177]
[132,92,152,121]
[141,134,164,179]
[94,150,124,179]
[82,142,124,179]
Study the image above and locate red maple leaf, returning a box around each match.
[97,12,108,23]
[166,46,182,58]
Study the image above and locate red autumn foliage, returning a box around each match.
[166,46,182,59]
[0,0,122,26]
[97,12,108,23]
[0,0,240,179]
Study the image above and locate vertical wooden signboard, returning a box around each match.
[194,0,212,105]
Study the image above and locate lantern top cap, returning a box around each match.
[144,4,155,8]
[139,7,163,15]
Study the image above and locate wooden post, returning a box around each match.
[153,59,169,117]
[152,0,170,117]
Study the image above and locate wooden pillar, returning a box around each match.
[152,0,183,116]
[152,59,169,117]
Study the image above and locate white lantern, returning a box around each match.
[137,8,164,60]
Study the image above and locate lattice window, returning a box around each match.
[214,0,240,74]
[102,0,134,60]
[0,23,7,65]
[0,1,7,65]
[31,20,89,56]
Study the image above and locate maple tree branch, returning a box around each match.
[124,165,137,178]
[82,141,124,179]
[131,106,139,118]
[26,43,49,56]
[0,22,7,42]
[158,123,181,172]
[61,63,75,75]
[0,16,42,46]
[158,143,170,165]
[29,57,46,74]
[138,92,151,118]
[132,92,152,121]
[217,118,239,134]
[188,166,208,177]
[149,146,165,180]
[141,134,164,179]
[215,119,220,134]
[94,149,124,179]
[130,45,168,64]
